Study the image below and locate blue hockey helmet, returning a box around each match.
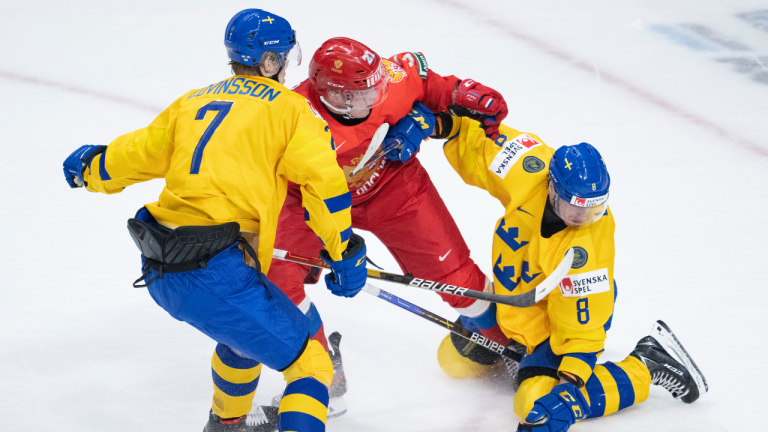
[224,9,301,71]
[548,143,610,227]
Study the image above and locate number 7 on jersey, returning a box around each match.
[190,101,233,174]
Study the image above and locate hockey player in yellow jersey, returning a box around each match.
[431,113,708,431]
[62,9,368,432]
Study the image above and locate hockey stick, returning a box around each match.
[355,137,405,172]
[362,282,523,362]
[271,248,574,308]
[351,123,389,175]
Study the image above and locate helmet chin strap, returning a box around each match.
[264,65,284,83]
[319,96,354,119]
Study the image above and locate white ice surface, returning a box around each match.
[1,1,767,431]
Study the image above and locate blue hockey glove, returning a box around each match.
[383,101,435,163]
[319,233,367,298]
[63,145,106,188]
[517,383,591,432]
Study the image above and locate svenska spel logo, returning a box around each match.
[518,136,539,148]
[560,277,574,295]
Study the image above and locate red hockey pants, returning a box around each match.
[268,160,487,335]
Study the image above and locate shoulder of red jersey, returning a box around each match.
[292,79,312,97]
[389,52,429,80]
[288,80,321,115]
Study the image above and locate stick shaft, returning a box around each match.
[362,284,522,361]
[272,249,543,308]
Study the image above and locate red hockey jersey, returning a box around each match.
[293,52,459,204]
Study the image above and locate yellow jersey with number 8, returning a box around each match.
[443,116,616,384]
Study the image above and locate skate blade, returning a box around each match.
[327,396,348,419]
[650,320,709,395]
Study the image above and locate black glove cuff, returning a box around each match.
[431,111,454,139]
[447,104,475,118]
[448,104,498,125]
[558,371,585,388]
[341,233,365,259]
[82,145,108,168]
[517,423,535,432]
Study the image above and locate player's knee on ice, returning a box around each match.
[437,333,502,379]
[514,375,560,419]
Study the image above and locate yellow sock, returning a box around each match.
[584,356,651,418]
[210,343,262,418]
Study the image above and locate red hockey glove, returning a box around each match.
[449,78,508,141]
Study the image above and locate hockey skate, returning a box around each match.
[631,320,708,403]
[326,331,348,418]
[203,406,278,432]
[271,331,348,419]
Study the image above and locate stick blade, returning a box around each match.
[272,248,328,268]
[351,123,389,175]
[496,248,573,308]
[534,247,574,303]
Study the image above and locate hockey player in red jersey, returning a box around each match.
[266,37,510,416]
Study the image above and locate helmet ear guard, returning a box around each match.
[260,51,281,76]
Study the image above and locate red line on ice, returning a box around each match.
[433,0,768,158]
[0,70,163,113]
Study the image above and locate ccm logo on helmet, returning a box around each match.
[263,40,280,45]
[327,82,345,88]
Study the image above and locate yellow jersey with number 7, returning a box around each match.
[81,75,352,273]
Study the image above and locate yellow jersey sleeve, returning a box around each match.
[442,116,549,209]
[83,95,184,194]
[441,116,495,194]
[280,102,352,261]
